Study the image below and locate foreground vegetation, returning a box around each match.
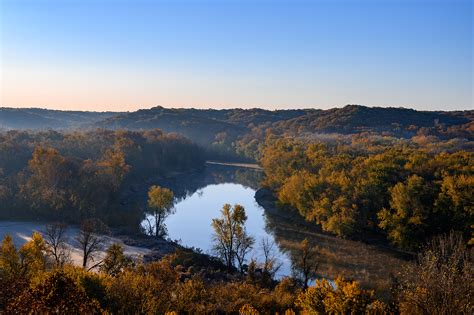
[0,229,471,314]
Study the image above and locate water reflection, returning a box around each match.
[138,164,407,293]
[142,183,292,277]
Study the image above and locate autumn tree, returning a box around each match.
[6,270,103,313]
[378,175,436,249]
[212,204,254,272]
[145,185,175,237]
[0,234,20,279]
[18,232,47,278]
[100,243,133,276]
[23,146,75,213]
[96,148,130,192]
[296,276,379,314]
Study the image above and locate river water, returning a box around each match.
[140,164,408,293]
[143,182,292,277]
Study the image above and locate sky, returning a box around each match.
[0,0,472,112]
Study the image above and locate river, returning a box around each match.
[1,163,407,295]
[142,182,292,277]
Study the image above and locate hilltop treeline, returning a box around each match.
[262,138,473,250]
[3,105,472,161]
[0,129,205,225]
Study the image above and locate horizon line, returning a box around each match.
[1,103,472,113]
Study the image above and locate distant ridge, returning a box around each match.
[0,107,122,130]
[1,105,472,142]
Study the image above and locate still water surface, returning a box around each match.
[144,183,292,277]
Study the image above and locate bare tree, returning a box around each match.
[142,217,155,236]
[43,222,70,267]
[260,237,282,284]
[235,227,255,274]
[397,232,473,314]
[76,219,108,270]
[292,238,318,289]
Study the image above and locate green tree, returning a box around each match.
[145,185,175,237]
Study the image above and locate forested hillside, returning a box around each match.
[261,138,473,250]
[4,105,472,161]
[0,129,205,226]
[0,108,120,130]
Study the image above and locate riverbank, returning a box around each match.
[0,220,225,272]
[254,187,410,299]
[206,160,263,170]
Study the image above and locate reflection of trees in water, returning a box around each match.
[161,165,263,200]
[260,202,408,295]
[125,165,263,231]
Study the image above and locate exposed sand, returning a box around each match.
[0,221,151,269]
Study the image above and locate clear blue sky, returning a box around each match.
[1,0,472,111]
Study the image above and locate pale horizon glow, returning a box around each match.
[1,0,472,112]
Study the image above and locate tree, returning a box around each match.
[211,204,253,272]
[6,270,103,313]
[260,237,282,286]
[396,232,473,314]
[0,233,47,279]
[100,243,133,276]
[292,238,318,289]
[43,222,70,268]
[23,146,73,212]
[234,226,255,274]
[76,219,108,270]
[0,234,20,279]
[18,232,47,278]
[378,175,436,249]
[96,148,130,192]
[296,276,378,314]
[146,185,175,237]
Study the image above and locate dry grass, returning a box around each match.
[263,204,409,299]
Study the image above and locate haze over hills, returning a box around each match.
[0,107,120,130]
[1,105,472,142]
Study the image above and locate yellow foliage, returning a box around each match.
[239,303,260,315]
[296,276,375,314]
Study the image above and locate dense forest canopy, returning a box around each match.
[0,129,205,225]
[261,137,473,250]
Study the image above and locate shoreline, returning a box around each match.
[205,160,263,170]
